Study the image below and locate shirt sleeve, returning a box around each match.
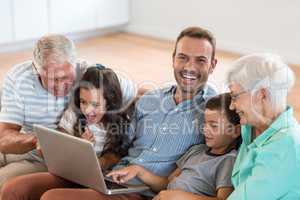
[215,156,236,189]
[117,74,137,106]
[0,75,25,125]
[228,139,295,200]
[176,144,203,168]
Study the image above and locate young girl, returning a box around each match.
[0,65,134,200]
[108,93,241,200]
[59,65,131,158]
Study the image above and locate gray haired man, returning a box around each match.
[0,34,136,187]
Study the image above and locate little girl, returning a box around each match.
[59,65,132,159]
[108,93,241,200]
[0,65,135,200]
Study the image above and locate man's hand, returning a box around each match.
[0,122,37,154]
[0,133,37,154]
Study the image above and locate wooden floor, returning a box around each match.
[0,32,299,120]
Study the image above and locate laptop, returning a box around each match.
[34,124,149,195]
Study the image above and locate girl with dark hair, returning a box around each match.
[59,66,131,158]
[0,66,136,200]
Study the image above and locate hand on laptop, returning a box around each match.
[106,165,144,184]
[81,128,95,144]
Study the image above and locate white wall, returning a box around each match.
[0,0,129,52]
[126,0,300,65]
[0,0,13,44]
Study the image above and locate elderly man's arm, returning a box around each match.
[0,122,37,154]
[0,71,37,154]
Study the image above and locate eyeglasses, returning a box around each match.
[230,90,248,102]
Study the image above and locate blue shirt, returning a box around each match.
[228,107,300,200]
[114,85,216,179]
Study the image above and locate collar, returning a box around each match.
[243,106,296,148]
[165,85,206,99]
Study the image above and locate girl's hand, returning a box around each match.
[81,128,95,143]
[106,165,143,184]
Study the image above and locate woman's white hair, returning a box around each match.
[33,34,76,70]
[227,53,295,111]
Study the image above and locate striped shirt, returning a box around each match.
[115,85,217,181]
[0,61,68,132]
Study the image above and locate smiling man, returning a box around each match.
[0,34,137,189]
[172,29,217,104]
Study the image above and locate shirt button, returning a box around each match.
[162,127,167,132]
[138,158,143,162]
[152,148,157,152]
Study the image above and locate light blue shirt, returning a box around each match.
[114,85,216,178]
[228,107,300,200]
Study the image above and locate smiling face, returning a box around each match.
[38,61,76,97]
[79,88,106,124]
[172,36,216,96]
[229,82,262,126]
[203,108,240,153]
[229,83,269,129]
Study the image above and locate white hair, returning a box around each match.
[227,53,295,111]
[33,34,76,70]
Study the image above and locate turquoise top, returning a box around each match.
[228,106,300,200]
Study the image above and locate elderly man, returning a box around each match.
[0,34,136,187]
[226,53,300,199]
[0,27,218,200]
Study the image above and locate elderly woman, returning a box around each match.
[226,53,300,199]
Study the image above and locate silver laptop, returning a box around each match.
[34,124,149,195]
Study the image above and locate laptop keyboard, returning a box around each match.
[105,180,128,190]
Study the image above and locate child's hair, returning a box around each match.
[205,93,241,149]
[205,93,240,125]
[72,66,132,157]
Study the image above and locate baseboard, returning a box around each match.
[0,24,128,54]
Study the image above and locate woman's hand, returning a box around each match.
[81,128,95,143]
[106,165,143,184]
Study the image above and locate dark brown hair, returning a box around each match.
[173,26,216,60]
[72,66,131,157]
[205,93,241,149]
[205,93,240,125]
